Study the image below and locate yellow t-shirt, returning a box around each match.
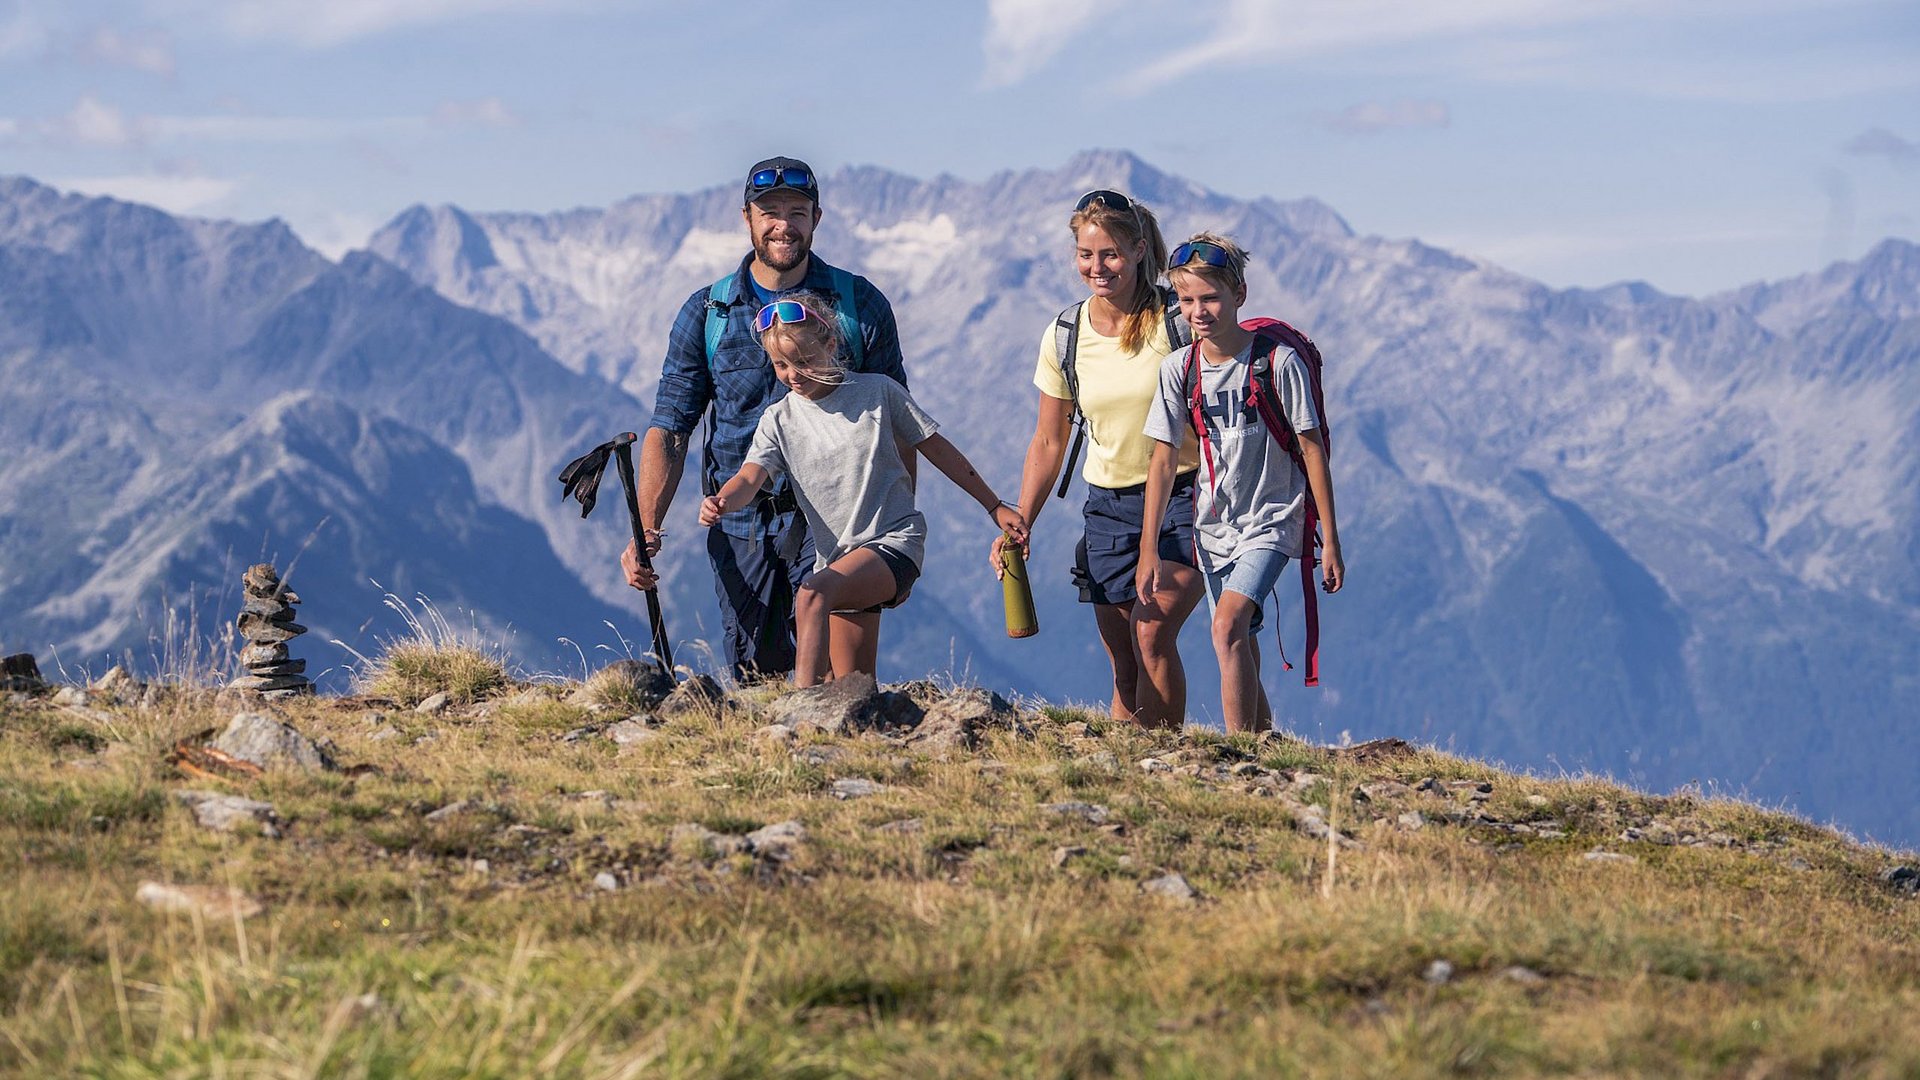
[1033,304,1202,490]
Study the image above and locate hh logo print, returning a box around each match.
[1200,388,1257,433]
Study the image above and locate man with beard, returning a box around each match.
[623,156,907,680]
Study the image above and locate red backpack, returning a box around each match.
[1182,317,1330,686]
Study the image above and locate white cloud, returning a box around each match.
[146,112,422,142]
[981,0,1104,88]
[0,8,47,56]
[1326,99,1450,135]
[55,94,143,146]
[431,97,521,128]
[287,209,384,260]
[1844,127,1919,163]
[56,171,240,215]
[151,0,594,48]
[1121,0,1913,99]
[75,25,175,76]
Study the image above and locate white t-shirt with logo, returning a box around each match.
[1142,340,1320,567]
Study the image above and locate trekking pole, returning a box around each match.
[557,432,676,675]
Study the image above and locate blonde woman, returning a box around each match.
[991,190,1205,728]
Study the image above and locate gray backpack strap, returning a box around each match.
[1052,301,1086,499]
[1161,285,1191,350]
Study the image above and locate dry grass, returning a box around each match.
[2,680,1917,1078]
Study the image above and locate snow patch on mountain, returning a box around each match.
[852,214,962,294]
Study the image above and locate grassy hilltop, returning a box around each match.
[3,651,1918,1078]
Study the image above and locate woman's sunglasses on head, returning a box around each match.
[1074,189,1135,215]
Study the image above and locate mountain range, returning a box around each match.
[3,152,1915,844]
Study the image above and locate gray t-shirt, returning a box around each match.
[1143,340,1321,566]
[745,371,941,571]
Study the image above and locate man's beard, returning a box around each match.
[754,231,811,274]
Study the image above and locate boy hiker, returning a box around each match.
[622,156,907,681]
[1137,233,1344,733]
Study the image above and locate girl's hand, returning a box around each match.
[1135,551,1162,603]
[992,504,1029,547]
[697,494,726,527]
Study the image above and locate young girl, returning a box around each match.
[990,189,1204,728]
[700,292,1028,687]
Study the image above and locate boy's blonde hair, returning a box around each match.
[756,290,848,383]
[1167,231,1251,293]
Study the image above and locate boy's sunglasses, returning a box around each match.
[1169,241,1234,271]
[754,300,817,332]
[750,166,815,192]
[1074,189,1134,214]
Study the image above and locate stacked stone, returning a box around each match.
[228,564,311,700]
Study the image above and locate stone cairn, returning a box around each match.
[228,563,311,700]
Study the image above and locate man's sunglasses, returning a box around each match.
[750,166,815,192]
[1170,241,1235,272]
[754,300,817,332]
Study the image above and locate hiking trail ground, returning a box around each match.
[3,670,1917,1077]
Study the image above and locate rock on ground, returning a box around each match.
[211,713,336,772]
[767,673,880,734]
[173,791,280,837]
[657,675,724,718]
[830,778,885,800]
[135,881,264,920]
[1141,872,1199,904]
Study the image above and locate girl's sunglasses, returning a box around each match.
[750,166,815,193]
[1169,241,1234,271]
[754,300,817,332]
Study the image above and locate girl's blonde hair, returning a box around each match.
[1167,231,1251,293]
[756,290,848,385]
[1069,193,1171,354]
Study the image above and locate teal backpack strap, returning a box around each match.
[826,265,865,370]
[703,272,735,365]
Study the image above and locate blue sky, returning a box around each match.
[1,0,1915,295]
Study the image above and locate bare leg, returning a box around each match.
[1093,601,1139,721]
[1212,590,1263,734]
[792,549,897,688]
[829,611,883,680]
[1251,632,1272,730]
[1132,560,1204,730]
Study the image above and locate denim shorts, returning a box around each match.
[1071,471,1198,606]
[1202,546,1289,628]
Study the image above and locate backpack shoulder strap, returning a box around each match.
[1182,344,1218,491]
[1054,301,1084,407]
[703,272,735,366]
[1160,285,1191,351]
[1050,301,1087,499]
[827,265,866,370]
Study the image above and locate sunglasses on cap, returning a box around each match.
[750,166,815,194]
[1169,240,1235,272]
[754,299,817,333]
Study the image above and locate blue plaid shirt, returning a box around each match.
[649,253,907,539]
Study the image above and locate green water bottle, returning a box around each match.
[1002,544,1038,639]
